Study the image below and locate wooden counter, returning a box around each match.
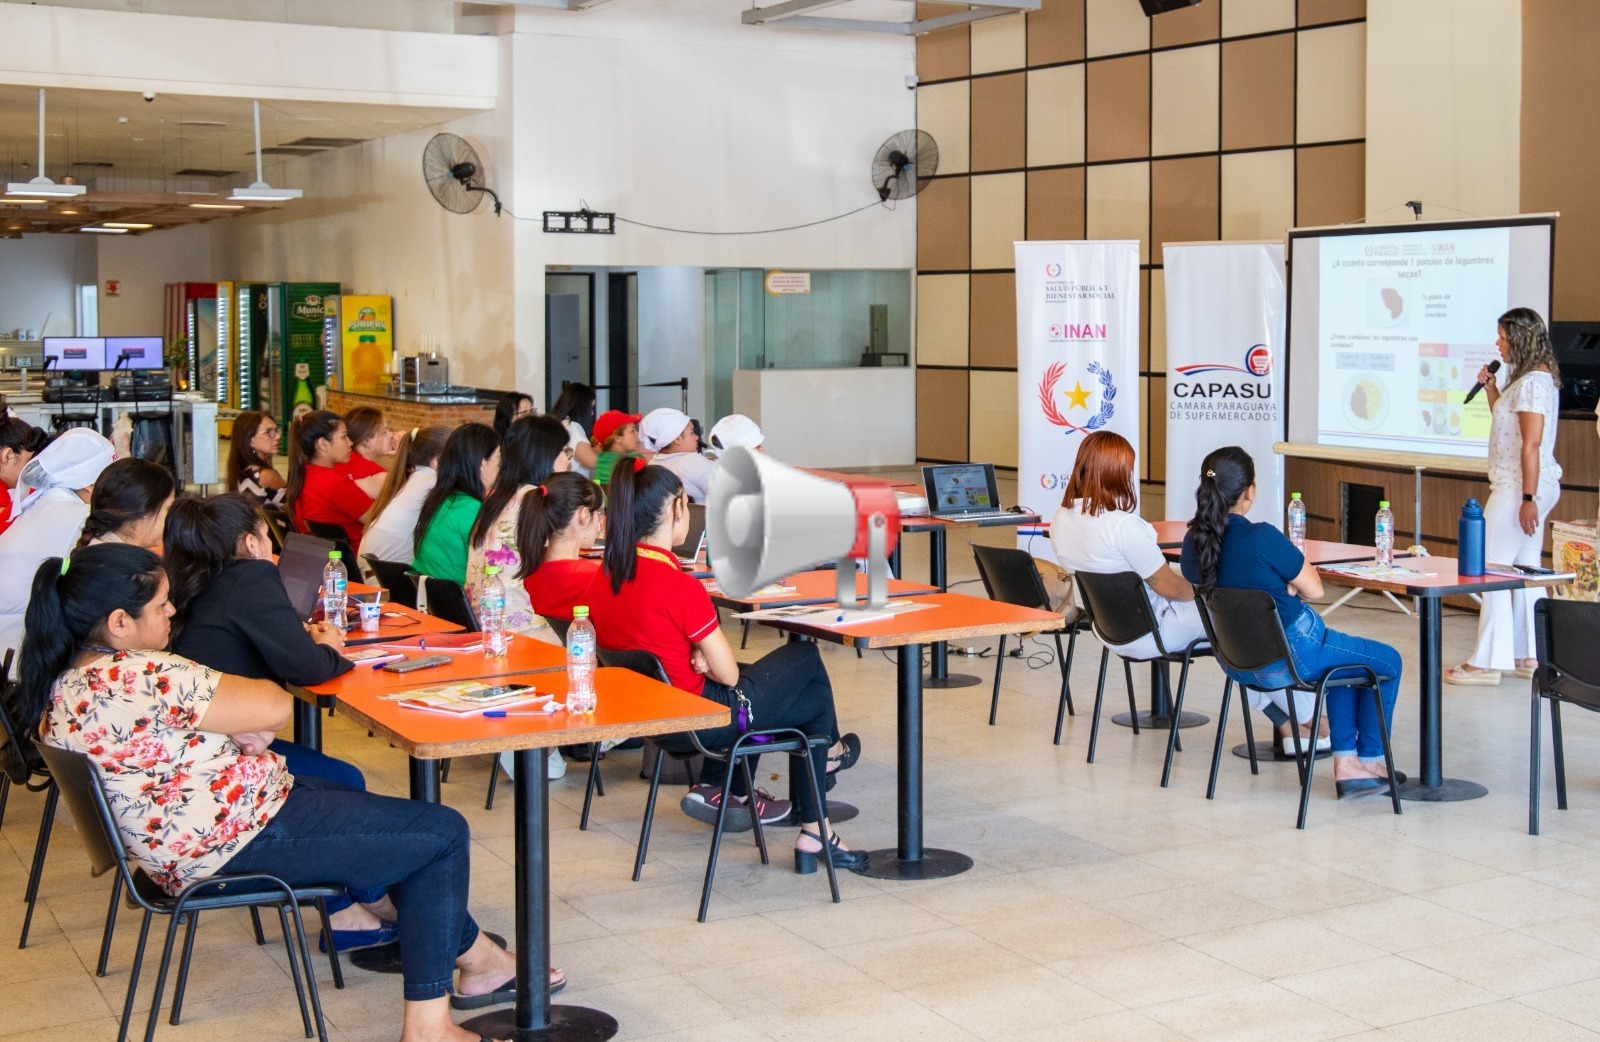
[326,387,499,431]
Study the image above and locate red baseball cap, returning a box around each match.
[593,410,642,444]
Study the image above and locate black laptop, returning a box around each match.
[278,532,336,620]
[921,463,1009,520]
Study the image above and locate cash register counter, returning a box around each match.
[326,387,500,432]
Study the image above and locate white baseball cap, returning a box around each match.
[640,408,693,451]
[708,414,764,451]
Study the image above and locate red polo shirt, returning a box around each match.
[338,453,386,482]
[582,545,719,695]
[523,557,601,622]
[294,463,372,546]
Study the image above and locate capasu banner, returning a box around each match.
[1014,241,1143,545]
[1163,241,1286,526]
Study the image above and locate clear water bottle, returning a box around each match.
[481,565,509,659]
[1375,500,1395,566]
[1287,492,1307,549]
[566,606,597,714]
[322,551,348,633]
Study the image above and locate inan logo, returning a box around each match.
[1047,323,1108,341]
[1044,262,1062,277]
[1174,344,1273,378]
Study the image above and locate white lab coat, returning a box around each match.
[0,487,90,658]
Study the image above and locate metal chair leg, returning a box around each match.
[484,754,501,810]
[740,619,751,650]
[740,758,768,864]
[797,744,840,904]
[1531,689,1545,836]
[277,904,314,1040]
[97,871,124,976]
[249,906,267,945]
[1375,685,1402,818]
[1123,659,1140,735]
[592,744,606,797]
[1160,657,1195,788]
[988,635,1007,726]
[287,899,329,1042]
[169,911,199,1025]
[1240,696,1260,774]
[1087,648,1110,763]
[313,896,344,989]
[19,781,58,949]
[580,748,602,831]
[116,910,153,1042]
[0,774,9,830]
[1207,679,1233,800]
[633,746,667,881]
[1293,688,1329,830]
[141,911,185,1042]
[1552,699,1569,810]
[698,766,741,923]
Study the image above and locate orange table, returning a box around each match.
[704,569,938,611]
[753,592,1063,880]
[333,667,726,1042]
[340,603,465,646]
[1317,557,1569,802]
[1159,535,1394,567]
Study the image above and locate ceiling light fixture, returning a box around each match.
[230,101,302,203]
[80,226,128,234]
[103,222,153,229]
[6,89,88,198]
[190,203,245,210]
[58,209,79,215]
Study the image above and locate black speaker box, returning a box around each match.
[1139,0,1203,14]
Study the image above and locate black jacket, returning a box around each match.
[172,558,352,686]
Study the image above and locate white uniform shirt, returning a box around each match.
[653,451,717,503]
[562,420,593,478]
[359,467,436,567]
[1489,370,1561,492]
[0,487,90,657]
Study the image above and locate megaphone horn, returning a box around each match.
[707,447,902,609]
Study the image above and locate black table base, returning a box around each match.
[1398,778,1488,802]
[1410,598,1486,802]
[859,847,973,880]
[462,1004,619,1042]
[293,698,324,751]
[924,673,982,689]
[349,931,508,975]
[1232,741,1331,762]
[1111,663,1209,730]
[1114,710,1209,730]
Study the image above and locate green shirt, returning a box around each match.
[412,491,480,584]
[593,450,642,487]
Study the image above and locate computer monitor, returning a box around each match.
[43,337,108,371]
[106,337,164,370]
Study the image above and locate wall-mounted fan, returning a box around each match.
[423,132,502,215]
[871,130,939,202]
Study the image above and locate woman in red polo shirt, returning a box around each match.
[339,405,393,499]
[286,410,372,547]
[517,472,603,632]
[585,464,865,875]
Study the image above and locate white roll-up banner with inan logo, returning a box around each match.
[1162,240,1286,527]
[1014,241,1142,547]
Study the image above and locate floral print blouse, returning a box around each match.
[41,650,292,895]
[464,485,549,637]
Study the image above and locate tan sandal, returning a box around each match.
[1515,659,1538,680]
[1444,664,1502,686]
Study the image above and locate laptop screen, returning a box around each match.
[923,463,1001,514]
[278,532,337,620]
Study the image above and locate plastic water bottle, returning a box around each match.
[480,565,508,659]
[566,606,597,714]
[1458,498,1486,577]
[1375,501,1395,566]
[321,551,348,633]
[1287,492,1307,549]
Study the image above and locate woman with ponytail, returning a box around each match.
[585,464,866,873]
[20,544,551,1032]
[78,457,176,551]
[359,424,449,568]
[516,472,603,628]
[285,410,371,547]
[412,423,500,584]
[465,415,570,637]
[1180,447,1403,800]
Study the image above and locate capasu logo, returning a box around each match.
[1172,344,1275,400]
[1174,345,1272,379]
[1044,262,1062,277]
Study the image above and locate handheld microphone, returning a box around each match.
[1464,360,1501,405]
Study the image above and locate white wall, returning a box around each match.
[635,267,706,420]
[0,234,93,335]
[1365,0,1522,220]
[95,223,211,335]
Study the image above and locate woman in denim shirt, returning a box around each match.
[1179,446,1403,801]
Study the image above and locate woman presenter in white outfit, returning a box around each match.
[1447,307,1562,686]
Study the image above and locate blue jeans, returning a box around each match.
[221,777,482,1001]
[267,740,384,911]
[1226,606,1400,762]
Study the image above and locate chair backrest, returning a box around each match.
[971,543,1051,612]
[1536,598,1600,711]
[422,577,481,632]
[547,617,571,644]
[259,503,292,554]
[0,671,47,787]
[597,647,671,685]
[362,555,419,610]
[1073,570,1159,648]
[302,520,357,564]
[32,743,124,879]
[1196,587,1301,683]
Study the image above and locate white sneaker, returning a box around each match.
[547,753,567,779]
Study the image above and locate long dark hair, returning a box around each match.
[602,463,683,594]
[514,473,603,579]
[371,424,449,521]
[16,544,167,730]
[0,415,47,462]
[493,392,534,439]
[1188,446,1256,596]
[164,494,266,623]
[77,458,176,548]
[285,410,344,510]
[414,422,499,549]
[549,382,597,433]
[471,415,571,550]
[226,410,277,491]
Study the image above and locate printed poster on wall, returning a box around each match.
[1163,241,1286,526]
[1014,241,1142,544]
[341,295,394,392]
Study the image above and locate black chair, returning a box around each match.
[1196,587,1401,829]
[361,555,419,610]
[421,577,480,632]
[1073,570,1219,782]
[971,544,1085,738]
[0,655,58,951]
[1530,599,1600,835]
[301,520,357,566]
[260,503,293,554]
[598,647,839,922]
[35,744,341,1042]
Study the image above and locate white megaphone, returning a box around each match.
[707,446,901,610]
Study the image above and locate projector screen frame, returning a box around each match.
[1282,212,1558,472]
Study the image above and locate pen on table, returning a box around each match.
[483,708,560,717]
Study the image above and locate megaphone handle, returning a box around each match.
[837,557,858,609]
[863,520,890,610]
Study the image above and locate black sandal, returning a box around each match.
[794,827,869,874]
[826,733,861,775]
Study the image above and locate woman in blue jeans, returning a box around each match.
[1179,446,1402,800]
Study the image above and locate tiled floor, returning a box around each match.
[7,473,1600,1039]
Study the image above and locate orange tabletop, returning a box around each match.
[1161,536,1390,566]
[705,569,939,611]
[1153,520,1189,548]
[295,632,568,706]
[1316,556,1570,597]
[341,603,465,645]
[752,591,1064,649]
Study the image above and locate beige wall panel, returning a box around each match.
[917,81,971,176]
[1221,148,1295,241]
[917,368,971,461]
[1026,64,1087,168]
[1086,161,1151,264]
[917,175,970,271]
[971,73,1027,172]
[1028,0,1085,66]
[1298,0,1364,26]
[1086,54,1150,163]
[1222,0,1295,36]
[916,274,971,367]
[1149,267,1166,375]
[917,4,971,81]
[1086,0,1150,57]
[1147,375,1168,482]
[971,12,1027,74]
[1296,142,1365,227]
[1221,33,1295,151]
[1296,22,1366,144]
[1151,44,1219,157]
[1152,0,1219,47]
[1152,155,1220,251]
[970,369,1020,469]
[971,172,1027,269]
[1026,167,1087,240]
[970,273,1018,369]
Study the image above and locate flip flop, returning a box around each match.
[449,971,566,1011]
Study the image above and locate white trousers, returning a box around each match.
[1468,485,1558,670]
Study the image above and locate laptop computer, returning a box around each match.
[674,503,707,565]
[278,531,337,620]
[921,463,1011,521]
